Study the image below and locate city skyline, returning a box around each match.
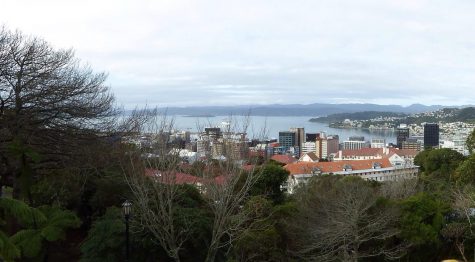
[2,0,475,108]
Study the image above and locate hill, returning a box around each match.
[148,103,445,117]
[309,111,407,123]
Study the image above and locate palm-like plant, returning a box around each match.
[0,197,80,260]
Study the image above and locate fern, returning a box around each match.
[0,197,81,259]
[0,230,20,261]
[11,206,81,258]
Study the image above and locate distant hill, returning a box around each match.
[148,103,447,117]
[404,107,475,124]
[309,111,407,123]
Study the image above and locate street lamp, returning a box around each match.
[122,200,132,261]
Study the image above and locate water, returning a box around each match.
[171,115,396,143]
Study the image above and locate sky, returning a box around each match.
[1,0,475,108]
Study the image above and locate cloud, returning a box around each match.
[1,0,475,107]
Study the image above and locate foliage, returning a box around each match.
[80,207,125,262]
[0,197,80,260]
[400,192,448,245]
[250,162,289,204]
[454,154,475,185]
[289,176,406,261]
[467,128,475,154]
[11,205,81,259]
[415,148,465,180]
[0,27,116,200]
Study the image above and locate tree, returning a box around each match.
[415,148,465,180]
[399,192,449,260]
[80,207,125,262]
[0,27,116,199]
[454,154,475,185]
[290,176,407,261]
[250,162,289,204]
[467,128,475,154]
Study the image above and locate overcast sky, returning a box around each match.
[2,0,475,108]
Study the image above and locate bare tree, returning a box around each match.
[380,177,420,200]
[292,176,408,261]
[194,114,263,262]
[0,27,116,199]
[448,185,475,261]
[122,112,192,262]
[452,185,475,232]
[124,112,265,261]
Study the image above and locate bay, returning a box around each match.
[170,115,396,144]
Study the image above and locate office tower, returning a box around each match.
[301,141,317,154]
[424,123,439,149]
[402,138,422,151]
[397,124,410,149]
[306,133,317,142]
[315,136,327,159]
[326,135,340,155]
[279,131,296,153]
[205,127,221,140]
[290,127,305,155]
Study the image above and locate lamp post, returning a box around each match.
[122,200,132,262]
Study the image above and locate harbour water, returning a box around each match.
[171,115,397,144]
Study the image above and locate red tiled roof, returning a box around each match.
[145,169,202,184]
[242,164,255,171]
[271,154,297,164]
[284,158,392,175]
[389,148,419,157]
[145,168,228,186]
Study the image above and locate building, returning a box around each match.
[371,138,386,148]
[316,136,328,159]
[301,141,316,154]
[205,127,222,140]
[401,138,422,151]
[332,147,419,165]
[306,133,318,142]
[279,129,304,156]
[424,123,439,149]
[271,154,297,165]
[279,131,297,153]
[283,159,419,194]
[441,139,469,155]
[342,139,370,150]
[315,134,340,159]
[290,127,305,156]
[397,125,410,149]
[299,152,319,162]
[327,135,339,155]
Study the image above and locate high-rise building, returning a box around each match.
[290,127,305,156]
[314,134,339,159]
[402,138,422,151]
[326,135,340,155]
[306,133,318,142]
[301,141,316,154]
[397,125,410,149]
[316,137,328,159]
[279,131,297,153]
[424,123,439,149]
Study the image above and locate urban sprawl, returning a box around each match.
[127,116,475,194]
